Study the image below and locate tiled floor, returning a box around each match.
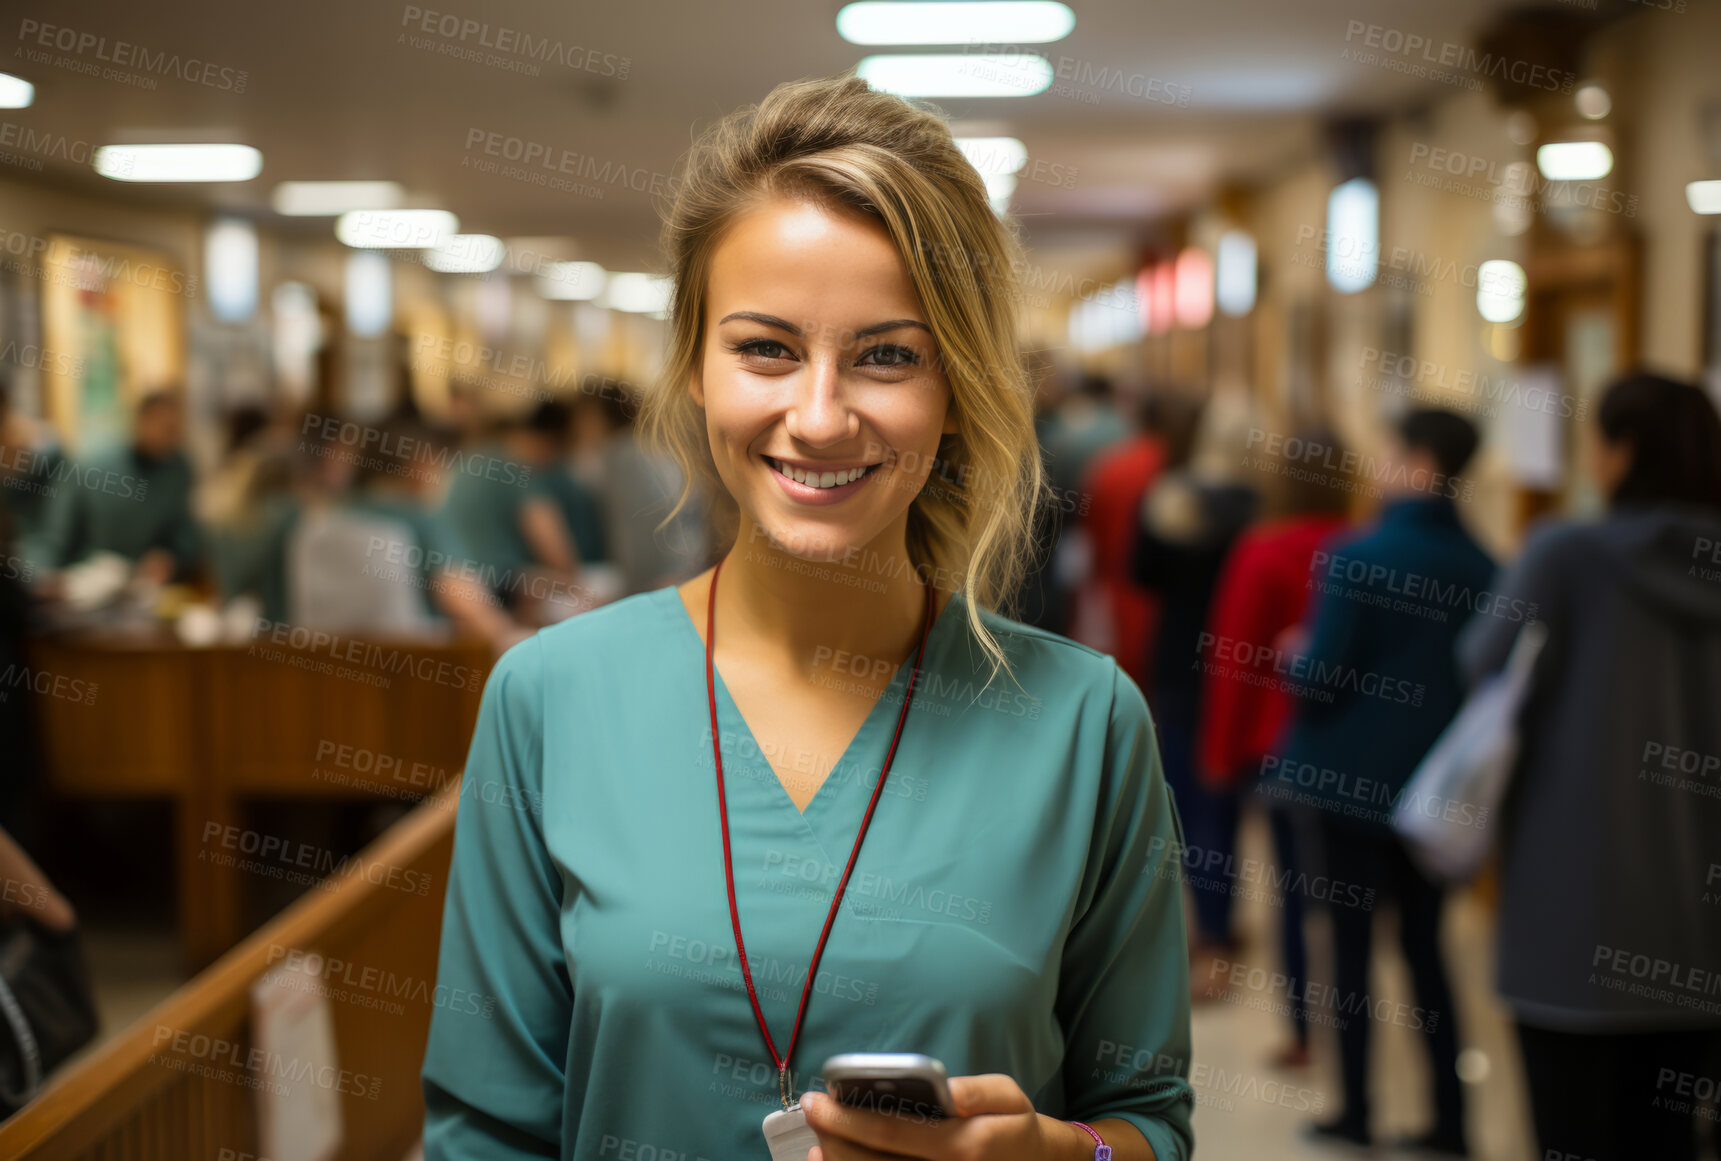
[1187,810,1536,1159]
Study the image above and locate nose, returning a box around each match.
[781,352,859,447]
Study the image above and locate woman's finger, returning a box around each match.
[946,1073,1035,1117]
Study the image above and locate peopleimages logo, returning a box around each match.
[1341,20,1574,92]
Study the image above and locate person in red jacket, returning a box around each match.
[1194,428,1353,1065]
[1071,392,1176,691]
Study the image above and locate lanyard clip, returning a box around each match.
[779,1064,792,1109]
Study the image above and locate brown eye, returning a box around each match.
[858,344,919,368]
[733,338,792,360]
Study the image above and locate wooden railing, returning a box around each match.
[0,782,459,1161]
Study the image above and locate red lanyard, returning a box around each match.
[704,556,935,1108]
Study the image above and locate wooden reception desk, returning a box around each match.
[29,629,487,967]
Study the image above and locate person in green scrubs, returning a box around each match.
[423,74,1194,1161]
[438,405,582,606]
[34,389,202,584]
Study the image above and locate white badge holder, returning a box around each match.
[762,1104,820,1161]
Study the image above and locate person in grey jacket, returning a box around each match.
[1458,372,1721,1161]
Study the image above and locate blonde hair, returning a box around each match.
[638,72,1043,682]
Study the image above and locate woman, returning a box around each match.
[1195,428,1352,1063]
[1457,373,1721,1161]
[1128,393,1259,992]
[421,75,1195,1161]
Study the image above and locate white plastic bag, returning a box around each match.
[1393,620,1547,882]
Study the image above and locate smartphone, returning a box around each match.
[821,1053,956,1121]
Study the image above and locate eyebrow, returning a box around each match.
[716,311,933,340]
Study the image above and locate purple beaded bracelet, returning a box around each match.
[1068,1121,1113,1160]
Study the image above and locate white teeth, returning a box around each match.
[769,458,872,489]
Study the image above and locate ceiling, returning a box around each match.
[7,0,1527,272]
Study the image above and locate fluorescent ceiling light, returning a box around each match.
[336,209,458,249]
[982,172,1017,213]
[538,261,607,301]
[858,54,1051,98]
[94,143,262,182]
[272,181,404,216]
[1686,181,1721,215]
[601,272,672,315]
[956,136,1027,175]
[838,1,1073,45]
[0,73,33,109]
[424,234,505,273]
[1536,141,1613,182]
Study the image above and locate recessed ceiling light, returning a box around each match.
[538,261,607,301]
[272,181,404,216]
[336,209,459,249]
[858,53,1052,98]
[1574,83,1611,120]
[838,1,1073,45]
[0,73,33,109]
[424,234,505,273]
[601,272,672,315]
[94,143,263,182]
[1536,141,1612,181]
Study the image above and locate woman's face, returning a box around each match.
[689,196,956,564]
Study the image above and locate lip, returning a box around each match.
[763,454,883,506]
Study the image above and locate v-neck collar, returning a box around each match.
[657,581,957,848]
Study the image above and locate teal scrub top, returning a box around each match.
[34,443,202,577]
[438,444,542,587]
[541,465,607,565]
[421,585,1195,1161]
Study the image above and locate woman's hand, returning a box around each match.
[801,1074,1088,1161]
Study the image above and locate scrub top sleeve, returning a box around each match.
[1056,664,1195,1161]
[422,634,571,1160]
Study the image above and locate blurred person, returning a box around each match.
[288,415,520,651]
[0,376,66,557]
[422,73,1193,1161]
[34,389,202,586]
[1074,388,1198,689]
[1129,389,1260,987]
[0,497,42,826]
[1042,371,1128,503]
[202,404,297,622]
[438,404,583,610]
[530,398,608,566]
[1194,428,1354,1068]
[1457,372,1721,1161]
[1005,353,1074,632]
[578,380,711,593]
[1279,409,1491,1153]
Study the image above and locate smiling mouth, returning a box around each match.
[763,456,884,489]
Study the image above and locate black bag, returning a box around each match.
[0,917,100,1118]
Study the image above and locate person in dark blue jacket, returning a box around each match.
[1273,408,1496,1154]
